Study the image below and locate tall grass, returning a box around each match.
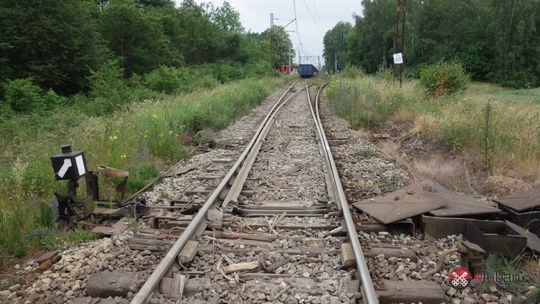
[326,75,540,180]
[0,78,283,263]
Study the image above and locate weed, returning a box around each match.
[353,149,378,158]
[481,102,495,171]
[0,77,282,263]
[68,228,99,245]
[376,179,394,190]
[524,287,540,304]
[0,275,18,291]
[128,216,141,234]
[327,74,540,181]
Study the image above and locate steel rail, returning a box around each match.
[130,80,302,304]
[306,82,379,304]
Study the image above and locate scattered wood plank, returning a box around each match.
[214,231,277,242]
[204,237,273,248]
[239,273,293,280]
[377,280,445,304]
[266,257,291,272]
[163,165,194,178]
[341,243,355,268]
[177,240,199,265]
[160,273,186,298]
[364,247,418,262]
[92,219,129,236]
[223,261,261,273]
[284,161,309,175]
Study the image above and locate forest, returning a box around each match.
[0,0,293,116]
[323,0,540,88]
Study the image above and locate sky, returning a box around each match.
[175,0,362,65]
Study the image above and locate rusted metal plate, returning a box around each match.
[352,183,448,224]
[508,211,540,231]
[424,180,500,217]
[354,180,500,224]
[377,280,445,304]
[505,220,540,253]
[422,215,527,256]
[494,188,540,212]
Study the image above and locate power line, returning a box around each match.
[301,0,323,35]
[310,0,325,32]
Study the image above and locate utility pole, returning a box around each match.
[318,56,321,71]
[270,13,275,77]
[392,0,406,87]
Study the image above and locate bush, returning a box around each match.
[419,62,470,96]
[2,78,64,114]
[340,65,365,78]
[145,66,181,94]
[144,66,220,94]
[85,60,131,115]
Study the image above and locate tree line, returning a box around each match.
[0,0,293,113]
[323,0,540,88]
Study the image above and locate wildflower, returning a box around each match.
[168,130,173,135]
[151,113,158,120]
[109,135,118,141]
[120,154,127,159]
[144,131,149,139]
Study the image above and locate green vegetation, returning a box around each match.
[326,74,540,179]
[324,0,540,88]
[0,0,294,113]
[0,0,293,264]
[353,149,378,158]
[419,62,470,96]
[525,287,540,304]
[326,78,406,129]
[0,78,283,264]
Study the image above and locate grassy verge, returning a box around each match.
[326,74,540,180]
[0,78,284,264]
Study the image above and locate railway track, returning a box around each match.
[8,80,523,304]
[129,80,378,304]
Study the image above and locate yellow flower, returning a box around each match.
[109,135,118,141]
[120,154,127,159]
[151,113,158,120]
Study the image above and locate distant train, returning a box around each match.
[298,64,318,78]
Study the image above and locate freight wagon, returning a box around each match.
[298,64,318,78]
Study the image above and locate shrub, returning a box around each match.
[2,78,64,114]
[86,60,131,115]
[341,65,365,78]
[127,164,159,193]
[419,62,470,96]
[145,66,181,94]
[144,66,220,94]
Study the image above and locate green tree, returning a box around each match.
[323,22,352,72]
[341,0,540,87]
[211,1,243,33]
[0,0,106,94]
[262,26,295,69]
[98,0,181,77]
